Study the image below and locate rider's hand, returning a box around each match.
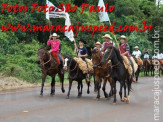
[49,35,52,39]
[48,50,51,53]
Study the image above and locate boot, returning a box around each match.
[131,75,136,82]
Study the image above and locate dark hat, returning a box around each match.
[78,38,86,44]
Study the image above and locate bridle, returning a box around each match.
[104,47,120,69]
[92,50,103,68]
[67,58,78,72]
[66,57,79,79]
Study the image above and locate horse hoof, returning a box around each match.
[50,93,54,96]
[105,94,109,98]
[66,96,69,99]
[113,102,116,105]
[121,97,126,102]
[126,96,130,103]
[40,93,43,96]
[62,89,65,93]
[87,90,90,94]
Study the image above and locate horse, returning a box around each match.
[37,48,65,96]
[91,48,113,99]
[101,46,132,103]
[63,56,91,99]
[143,58,151,76]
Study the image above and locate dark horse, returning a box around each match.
[64,56,91,99]
[143,59,151,76]
[37,48,65,96]
[91,48,113,99]
[101,46,132,103]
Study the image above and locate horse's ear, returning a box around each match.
[91,48,93,52]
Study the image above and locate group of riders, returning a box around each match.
[47,32,163,83]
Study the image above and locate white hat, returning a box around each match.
[103,34,112,40]
[119,35,128,41]
[52,33,59,38]
[134,46,139,48]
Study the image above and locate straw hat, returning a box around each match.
[103,34,112,40]
[119,35,128,41]
[52,33,60,38]
[134,46,139,49]
[95,42,102,46]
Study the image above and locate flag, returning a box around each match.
[46,0,66,20]
[65,13,74,42]
[98,0,110,22]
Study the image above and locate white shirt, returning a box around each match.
[132,50,141,58]
[144,54,149,59]
[157,53,163,59]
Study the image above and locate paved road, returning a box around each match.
[0,77,162,122]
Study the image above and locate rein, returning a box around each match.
[106,47,113,61]
[42,53,52,65]
[67,58,79,79]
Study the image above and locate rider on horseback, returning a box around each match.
[74,38,88,60]
[101,34,115,52]
[119,35,136,82]
[132,46,142,58]
[47,33,63,73]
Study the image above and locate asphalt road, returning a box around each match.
[0,76,163,122]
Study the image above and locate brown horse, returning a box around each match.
[37,48,65,96]
[91,48,113,99]
[143,59,151,76]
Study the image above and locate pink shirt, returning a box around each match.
[47,39,60,53]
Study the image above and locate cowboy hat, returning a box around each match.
[103,34,112,40]
[119,35,128,41]
[78,38,86,44]
[134,46,139,48]
[52,33,60,38]
[94,42,102,46]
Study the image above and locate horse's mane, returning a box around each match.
[113,47,123,63]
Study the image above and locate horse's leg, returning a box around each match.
[77,81,81,97]
[96,76,101,99]
[80,81,83,96]
[93,74,97,92]
[51,76,55,95]
[40,73,46,96]
[87,80,90,94]
[67,79,73,99]
[108,77,113,97]
[119,81,123,102]
[126,78,131,103]
[58,72,65,93]
[113,79,117,103]
[102,78,108,98]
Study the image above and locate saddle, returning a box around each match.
[74,57,93,74]
[136,58,143,66]
[121,56,138,75]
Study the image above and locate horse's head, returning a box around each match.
[37,48,49,65]
[101,46,114,65]
[91,48,102,65]
[63,56,74,71]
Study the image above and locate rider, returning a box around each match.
[101,34,115,52]
[47,33,63,73]
[119,35,136,82]
[94,42,102,51]
[74,38,88,60]
[132,46,142,58]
